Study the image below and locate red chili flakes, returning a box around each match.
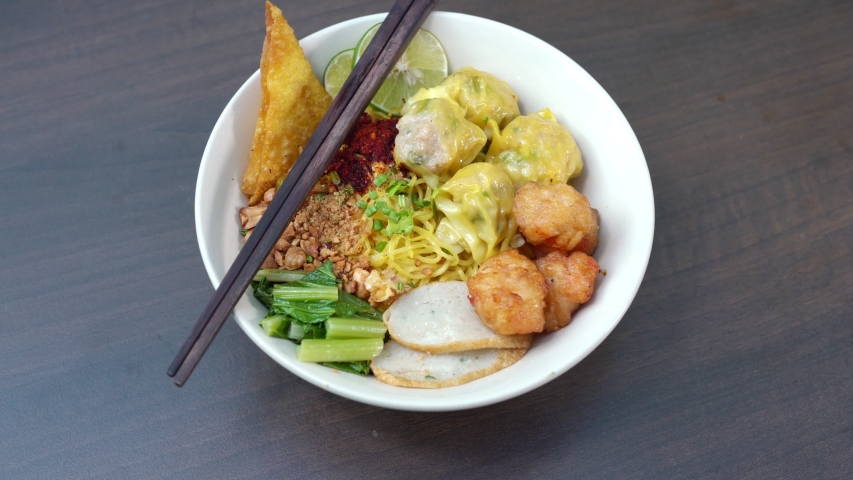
[326,114,399,193]
[348,114,398,164]
[329,148,373,193]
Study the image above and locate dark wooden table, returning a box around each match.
[2,0,851,478]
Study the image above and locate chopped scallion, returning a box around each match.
[373,173,389,187]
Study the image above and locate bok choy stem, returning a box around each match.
[296,338,384,362]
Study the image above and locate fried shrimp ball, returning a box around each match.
[535,251,600,332]
[512,182,599,255]
[466,249,548,335]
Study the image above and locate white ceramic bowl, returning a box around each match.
[195,12,654,411]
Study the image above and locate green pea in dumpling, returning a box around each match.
[394,89,487,188]
[485,108,583,190]
[440,67,520,133]
[434,163,517,264]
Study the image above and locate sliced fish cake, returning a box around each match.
[371,340,526,388]
[383,281,532,354]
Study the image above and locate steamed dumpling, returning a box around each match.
[394,89,487,187]
[485,108,583,189]
[434,163,517,263]
[439,67,520,133]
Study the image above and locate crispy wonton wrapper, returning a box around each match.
[242,1,332,205]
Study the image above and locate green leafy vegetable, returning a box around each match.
[252,277,274,308]
[296,338,384,362]
[253,269,309,283]
[325,317,387,339]
[260,315,290,339]
[321,361,371,376]
[335,290,383,321]
[270,262,338,323]
[300,322,327,340]
[255,261,386,376]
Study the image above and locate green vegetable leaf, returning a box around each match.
[270,262,338,323]
[260,315,290,339]
[320,361,371,376]
[300,322,327,340]
[252,278,274,308]
[336,290,383,321]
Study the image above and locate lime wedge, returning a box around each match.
[352,23,448,114]
[323,48,354,98]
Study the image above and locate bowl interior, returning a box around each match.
[195,12,654,411]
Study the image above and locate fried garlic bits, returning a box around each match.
[466,249,548,335]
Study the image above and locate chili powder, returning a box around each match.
[326,114,399,193]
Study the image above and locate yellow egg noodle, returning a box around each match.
[364,174,479,285]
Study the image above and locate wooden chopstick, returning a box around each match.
[166,0,414,382]
[168,0,439,386]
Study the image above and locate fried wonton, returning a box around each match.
[242,1,332,205]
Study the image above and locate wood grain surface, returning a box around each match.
[1,0,851,478]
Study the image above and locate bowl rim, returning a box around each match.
[194,11,655,411]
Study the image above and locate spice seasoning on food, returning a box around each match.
[329,148,374,193]
[348,113,398,164]
[326,114,399,193]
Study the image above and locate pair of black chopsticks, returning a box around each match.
[168,0,439,387]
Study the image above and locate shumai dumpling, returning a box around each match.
[394,88,487,188]
[434,163,517,264]
[440,67,520,134]
[485,108,583,190]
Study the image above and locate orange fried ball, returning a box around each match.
[466,249,548,335]
[534,250,600,332]
[512,182,599,255]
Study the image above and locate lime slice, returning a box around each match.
[353,23,448,114]
[323,48,354,98]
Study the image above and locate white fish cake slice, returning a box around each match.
[371,340,527,388]
[383,281,532,354]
